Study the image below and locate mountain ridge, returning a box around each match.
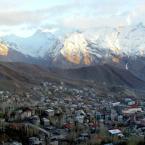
[0,62,144,92]
[1,23,145,65]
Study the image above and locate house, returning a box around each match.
[124,98,136,106]
[108,129,124,138]
[28,137,42,145]
[95,112,102,121]
[118,115,123,122]
[64,123,74,129]
[50,136,59,145]
[50,140,58,145]
[112,102,120,107]
[3,141,22,145]
[75,115,85,123]
[29,115,40,125]
[20,108,33,120]
[9,107,33,121]
[140,118,145,126]
[108,129,121,135]
[111,109,118,121]
[12,142,22,145]
[122,107,143,115]
[42,117,50,126]
[45,109,55,117]
[51,129,67,140]
[76,110,86,116]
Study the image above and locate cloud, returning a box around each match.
[61,14,127,30]
[0,0,145,36]
[0,0,26,10]
[0,0,128,27]
[0,2,75,26]
[57,0,145,28]
[0,10,46,26]
[124,0,145,25]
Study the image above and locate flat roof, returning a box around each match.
[108,129,121,135]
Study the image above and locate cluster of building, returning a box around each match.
[0,81,145,145]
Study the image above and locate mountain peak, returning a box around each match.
[33,30,47,36]
[60,32,91,65]
[34,29,54,37]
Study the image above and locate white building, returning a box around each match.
[122,108,143,114]
[45,109,55,117]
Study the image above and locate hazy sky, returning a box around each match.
[0,0,145,36]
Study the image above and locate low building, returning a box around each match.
[42,117,50,126]
[75,115,85,124]
[28,137,42,145]
[108,129,124,138]
[122,107,143,115]
[45,109,55,117]
[20,108,32,120]
[29,115,40,125]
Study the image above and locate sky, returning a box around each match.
[0,0,145,36]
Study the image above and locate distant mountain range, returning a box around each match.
[0,23,145,91]
[0,23,145,65]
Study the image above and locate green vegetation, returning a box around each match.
[0,112,4,118]
[127,135,144,145]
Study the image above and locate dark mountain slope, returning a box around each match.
[51,64,145,89]
[0,62,144,91]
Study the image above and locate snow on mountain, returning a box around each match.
[0,23,145,66]
[1,30,60,58]
[83,23,145,57]
[60,32,91,65]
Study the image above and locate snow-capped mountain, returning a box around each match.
[83,23,145,57]
[1,30,61,58]
[54,23,145,67]
[1,23,145,67]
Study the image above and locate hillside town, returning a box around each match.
[0,81,145,145]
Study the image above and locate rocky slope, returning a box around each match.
[0,62,143,90]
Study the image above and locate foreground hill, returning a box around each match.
[0,62,144,93]
[51,64,145,89]
[0,62,56,90]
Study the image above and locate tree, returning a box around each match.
[127,136,143,145]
